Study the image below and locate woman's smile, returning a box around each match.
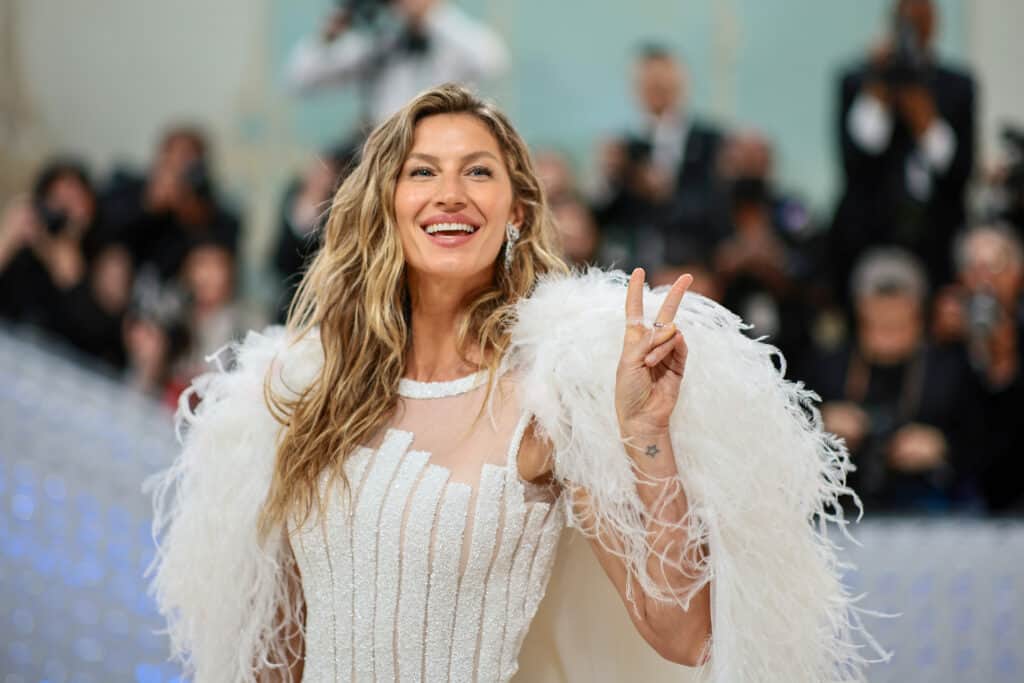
[420,212,482,247]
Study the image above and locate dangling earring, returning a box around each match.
[504,222,520,272]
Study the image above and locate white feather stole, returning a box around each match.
[147,327,320,682]
[147,268,880,682]
[510,269,879,682]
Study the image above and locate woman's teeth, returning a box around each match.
[424,223,478,234]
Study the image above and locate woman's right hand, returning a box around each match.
[0,197,43,251]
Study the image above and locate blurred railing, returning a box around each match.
[1,327,1021,683]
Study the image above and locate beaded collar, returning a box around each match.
[397,370,488,399]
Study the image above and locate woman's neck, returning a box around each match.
[405,270,488,382]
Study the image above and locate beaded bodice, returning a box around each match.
[289,373,566,682]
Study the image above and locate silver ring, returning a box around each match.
[652,321,667,329]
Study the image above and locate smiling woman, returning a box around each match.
[148,84,878,683]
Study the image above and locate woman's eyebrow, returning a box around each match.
[406,151,500,164]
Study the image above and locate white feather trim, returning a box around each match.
[146,326,320,683]
[510,269,883,682]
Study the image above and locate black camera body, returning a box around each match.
[33,202,69,236]
[338,0,393,26]
[879,16,928,87]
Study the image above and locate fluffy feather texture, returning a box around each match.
[147,268,882,683]
[510,269,882,682]
[147,327,320,682]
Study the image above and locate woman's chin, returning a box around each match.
[408,254,497,284]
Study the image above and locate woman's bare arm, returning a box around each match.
[517,424,711,667]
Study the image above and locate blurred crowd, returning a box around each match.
[2,0,1023,515]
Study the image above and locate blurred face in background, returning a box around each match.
[45,172,96,233]
[552,201,598,265]
[635,56,685,119]
[91,245,134,316]
[157,131,205,176]
[182,244,234,312]
[857,292,924,365]
[394,113,520,286]
[961,231,1024,309]
[896,0,937,50]
[533,150,575,204]
[718,132,774,182]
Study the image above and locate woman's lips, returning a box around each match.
[424,227,479,248]
[420,219,482,248]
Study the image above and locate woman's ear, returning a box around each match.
[510,202,526,231]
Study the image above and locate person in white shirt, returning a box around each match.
[593,45,727,272]
[285,0,508,126]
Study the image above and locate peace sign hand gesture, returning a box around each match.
[615,268,692,440]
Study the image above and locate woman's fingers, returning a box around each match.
[625,267,645,325]
[654,273,693,326]
[644,330,685,368]
[666,332,688,376]
[648,322,677,348]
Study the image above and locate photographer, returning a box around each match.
[807,248,983,513]
[106,127,240,282]
[592,45,728,272]
[830,0,976,300]
[932,225,1024,512]
[272,143,356,322]
[285,0,508,125]
[0,160,115,328]
[712,130,819,363]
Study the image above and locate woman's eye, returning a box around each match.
[467,166,493,177]
[409,167,434,177]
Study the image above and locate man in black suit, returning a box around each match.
[830,0,976,302]
[593,44,728,270]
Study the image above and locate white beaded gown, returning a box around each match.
[149,270,879,683]
[289,371,565,683]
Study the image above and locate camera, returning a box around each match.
[180,159,214,203]
[625,139,653,165]
[966,288,1000,337]
[337,0,393,26]
[33,202,69,235]
[878,16,928,86]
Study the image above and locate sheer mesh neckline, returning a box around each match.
[397,370,488,399]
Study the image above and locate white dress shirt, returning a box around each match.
[286,4,508,124]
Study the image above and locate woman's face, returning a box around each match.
[394,113,521,285]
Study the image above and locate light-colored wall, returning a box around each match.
[966,0,1024,168]
[3,0,1018,284]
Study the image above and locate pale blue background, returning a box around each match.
[269,0,967,213]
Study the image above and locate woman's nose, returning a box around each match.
[434,173,467,209]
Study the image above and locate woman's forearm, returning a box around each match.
[621,426,712,665]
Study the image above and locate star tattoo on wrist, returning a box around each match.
[645,444,660,458]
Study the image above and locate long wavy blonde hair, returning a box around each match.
[260,84,568,536]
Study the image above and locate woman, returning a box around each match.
[150,85,877,682]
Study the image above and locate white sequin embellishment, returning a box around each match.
[373,449,430,681]
[448,465,505,681]
[290,426,566,683]
[396,465,449,682]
